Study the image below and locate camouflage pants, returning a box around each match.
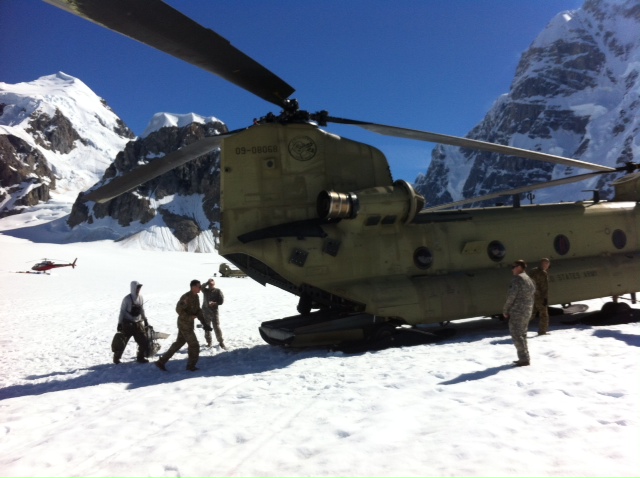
[158,316,199,368]
[112,321,148,361]
[508,314,530,363]
[203,308,223,346]
[529,300,549,334]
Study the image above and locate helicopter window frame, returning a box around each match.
[413,247,433,270]
[612,229,627,250]
[554,234,571,256]
[487,240,506,262]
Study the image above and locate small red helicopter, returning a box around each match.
[31,258,77,272]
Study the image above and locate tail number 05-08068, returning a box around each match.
[235,145,279,155]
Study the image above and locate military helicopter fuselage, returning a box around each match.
[218,123,640,346]
[43,0,640,347]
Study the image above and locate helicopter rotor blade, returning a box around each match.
[83,132,236,204]
[422,169,618,212]
[327,117,615,173]
[43,0,295,107]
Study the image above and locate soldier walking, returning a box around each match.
[529,258,551,335]
[503,260,536,366]
[156,280,205,372]
[201,278,226,349]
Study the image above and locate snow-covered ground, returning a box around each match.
[0,230,638,477]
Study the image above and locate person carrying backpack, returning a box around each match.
[112,280,149,364]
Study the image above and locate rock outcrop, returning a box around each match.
[68,119,227,247]
[0,134,56,215]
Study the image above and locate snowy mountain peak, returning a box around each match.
[416,0,640,207]
[142,112,223,138]
[1,72,126,135]
[0,72,134,218]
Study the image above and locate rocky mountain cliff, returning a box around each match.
[0,72,134,218]
[415,0,640,207]
[1,74,227,251]
[67,114,227,252]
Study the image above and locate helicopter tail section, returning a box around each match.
[71,258,77,268]
[219,122,394,288]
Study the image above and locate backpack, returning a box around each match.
[144,324,161,358]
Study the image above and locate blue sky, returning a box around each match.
[2,0,582,181]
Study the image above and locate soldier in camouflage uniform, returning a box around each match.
[529,258,551,335]
[201,278,226,349]
[503,260,536,366]
[155,280,205,372]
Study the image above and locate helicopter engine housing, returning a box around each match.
[317,180,424,226]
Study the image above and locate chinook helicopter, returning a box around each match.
[46,0,640,347]
[218,263,248,279]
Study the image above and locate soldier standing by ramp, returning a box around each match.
[156,280,205,372]
[503,260,536,367]
[529,258,551,335]
[201,278,226,349]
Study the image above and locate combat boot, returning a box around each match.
[155,361,168,371]
[219,342,227,350]
[186,365,199,371]
[137,357,149,363]
[513,360,530,367]
[113,353,122,364]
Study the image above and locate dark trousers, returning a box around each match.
[112,321,148,360]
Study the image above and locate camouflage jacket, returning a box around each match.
[503,272,536,319]
[176,291,204,322]
[529,267,549,302]
[201,284,224,310]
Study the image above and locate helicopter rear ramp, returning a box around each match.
[259,310,457,349]
[259,311,389,347]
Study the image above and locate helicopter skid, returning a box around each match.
[259,311,391,347]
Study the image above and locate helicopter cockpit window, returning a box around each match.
[413,247,433,270]
[487,240,506,262]
[612,229,627,249]
[554,234,571,256]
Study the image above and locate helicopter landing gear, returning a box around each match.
[601,301,631,316]
[370,323,397,341]
[439,320,451,327]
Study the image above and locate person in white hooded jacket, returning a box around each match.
[111,280,149,364]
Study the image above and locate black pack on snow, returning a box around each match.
[145,324,161,358]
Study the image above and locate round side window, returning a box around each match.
[554,234,571,256]
[414,247,433,270]
[612,229,626,250]
[487,240,506,262]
